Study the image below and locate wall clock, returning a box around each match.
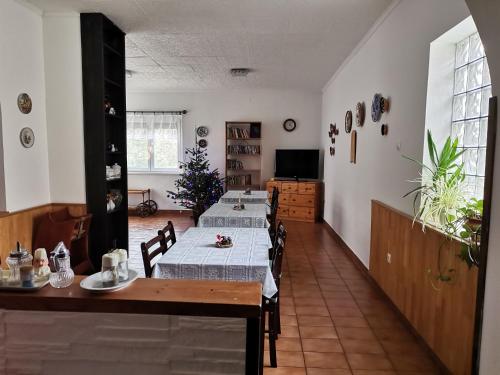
[196,126,209,137]
[17,93,32,114]
[283,118,296,132]
[345,110,352,133]
[20,127,35,148]
[355,102,365,127]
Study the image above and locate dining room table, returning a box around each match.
[198,202,269,228]
[152,227,277,299]
[219,190,269,204]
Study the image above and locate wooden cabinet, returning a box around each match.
[266,180,322,222]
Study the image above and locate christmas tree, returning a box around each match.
[167,146,225,224]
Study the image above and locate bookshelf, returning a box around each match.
[225,122,262,191]
[81,13,128,268]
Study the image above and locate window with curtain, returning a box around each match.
[451,32,492,199]
[126,112,183,173]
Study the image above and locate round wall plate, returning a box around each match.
[196,126,209,137]
[20,127,35,148]
[198,139,208,148]
[17,93,32,114]
[355,102,365,127]
[283,118,297,132]
[345,110,353,133]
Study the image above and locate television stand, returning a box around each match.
[265,179,322,223]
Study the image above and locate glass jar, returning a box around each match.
[49,242,74,288]
[6,243,33,285]
[113,249,128,282]
[101,253,119,287]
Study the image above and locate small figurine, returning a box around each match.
[109,107,116,116]
[110,144,117,152]
[33,248,51,278]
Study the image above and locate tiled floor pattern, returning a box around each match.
[128,213,441,374]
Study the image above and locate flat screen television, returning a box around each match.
[275,149,319,180]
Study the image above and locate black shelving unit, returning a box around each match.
[81,13,128,268]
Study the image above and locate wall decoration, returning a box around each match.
[283,118,297,132]
[381,124,389,136]
[350,130,357,164]
[17,93,32,114]
[345,110,352,133]
[198,139,208,148]
[19,127,35,148]
[196,126,209,137]
[328,123,337,157]
[355,102,365,127]
[371,93,390,122]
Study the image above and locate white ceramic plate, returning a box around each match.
[80,269,139,293]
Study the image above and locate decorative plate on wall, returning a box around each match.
[345,110,353,133]
[20,127,35,148]
[371,94,390,122]
[355,102,365,127]
[196,126,209,137]
[198,139,208,148]
[17,93,32,114]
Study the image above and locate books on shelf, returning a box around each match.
[227,159,244,170]
[227,174,252,186]
[228,127,253,139]
[227,145,261,155]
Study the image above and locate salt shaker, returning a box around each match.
[101,253,119,287]
[113,249,128,282]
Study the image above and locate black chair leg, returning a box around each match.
[276,300,281,336]
[268,309,277,368]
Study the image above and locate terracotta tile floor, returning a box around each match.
[129,213,441,374]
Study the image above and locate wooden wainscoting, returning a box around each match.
[370,200,477,375]
[0,203,87,266]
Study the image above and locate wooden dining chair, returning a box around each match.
[264,235,285,368]
[140,233,167,278]
[268,188,280,244]
[158,220,177,251]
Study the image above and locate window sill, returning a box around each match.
[128,170,181,176]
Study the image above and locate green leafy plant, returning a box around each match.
[403,130,466,283]
[404,130,466,233]
[458,198,483,268]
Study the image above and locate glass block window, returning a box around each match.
[451,32,491,199]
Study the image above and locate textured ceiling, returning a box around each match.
[27,0,392,91]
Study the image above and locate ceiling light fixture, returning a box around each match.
[230,68,251,77]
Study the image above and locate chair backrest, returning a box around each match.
[271,236,285,289]
[158,220,177,250]
[141,233,167,278]
[271,187,279,208]
[276,221,287,244]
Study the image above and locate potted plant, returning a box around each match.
[404,130,466,282]
[458,198,483,268]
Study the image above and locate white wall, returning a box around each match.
[464,1,500,373]
[127,89,322,209]
[321,0,470,266]
[43,13,86,204]
[0,0,51,212]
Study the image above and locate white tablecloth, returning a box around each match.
[220,190,269,204]
[199,203,268,228]
[153,227,277,298]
